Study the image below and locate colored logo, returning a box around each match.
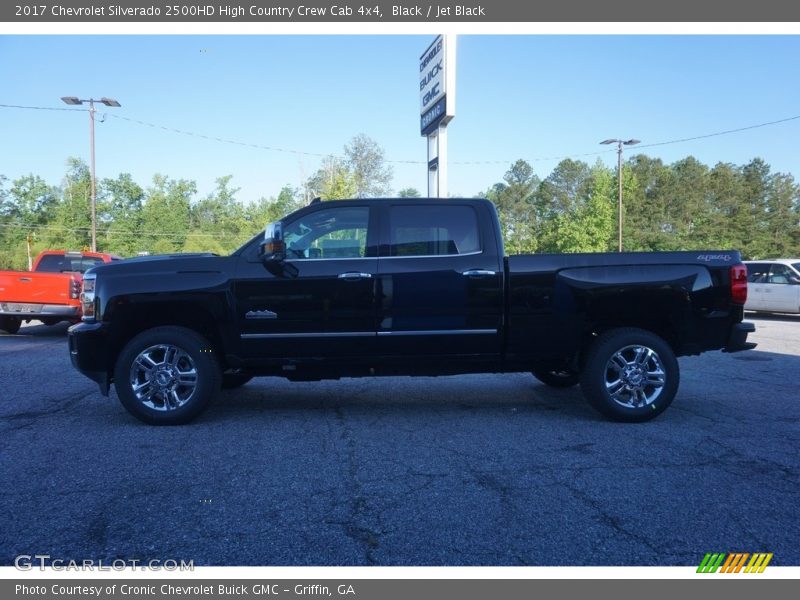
[697,552,773,573]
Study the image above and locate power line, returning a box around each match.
[2,102,799,166]
[108,113,332,159]
[0,222,254,239]
[0,102,604,167]
[635,114,800,150]
[0,103,82,113]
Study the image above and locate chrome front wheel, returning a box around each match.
[129,344,199,411]
[115,326,221,425]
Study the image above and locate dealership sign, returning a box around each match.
[420,35,455,135]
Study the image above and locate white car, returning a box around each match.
[744,259,800,313]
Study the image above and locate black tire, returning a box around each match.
[221,372,253,390]
[531,366,580,388]
[113,326,221,425]
[580,327,679,422]
[0,316,21,335]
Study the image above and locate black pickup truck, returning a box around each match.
[68,198,755,425]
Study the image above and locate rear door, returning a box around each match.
[375,202,504,357]
[745,262,769,311]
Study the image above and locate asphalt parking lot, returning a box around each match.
[1,315,798,566]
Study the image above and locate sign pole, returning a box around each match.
[420,35,455,198]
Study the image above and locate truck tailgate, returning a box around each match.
[0,270,76,305]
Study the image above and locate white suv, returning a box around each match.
[745,259,800,313]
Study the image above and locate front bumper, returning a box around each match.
[68,321,111,395]
[722,321,757,353]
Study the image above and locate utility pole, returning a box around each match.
[26,233,34,270]
[600,138,640,252]
[61,96,121,252]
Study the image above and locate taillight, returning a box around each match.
[730,264,748,304]
[81,274,97,321]
[70,277,81,299]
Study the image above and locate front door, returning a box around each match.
[234,204,378,360]
[764,264,800,312]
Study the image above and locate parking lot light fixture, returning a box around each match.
[60,96,122,252]
[600,138,640,252]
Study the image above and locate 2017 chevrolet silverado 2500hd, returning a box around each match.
[68,198,755,425]
[0,250,121,334]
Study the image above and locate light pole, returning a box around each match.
[61,96,121,252]
[600,138,640,252]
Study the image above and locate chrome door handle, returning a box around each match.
[338,272,373,280]
[462,269,496,278]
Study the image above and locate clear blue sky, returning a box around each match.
[1,35,799,203]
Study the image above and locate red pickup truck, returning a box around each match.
[0,250,121,334]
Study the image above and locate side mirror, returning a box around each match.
[260,221,286,264]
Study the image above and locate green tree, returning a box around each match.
[306,156,358,200]
[705,162,747,250]
[0,173,59,268]
[763,172,800,258]
[485,159,540,254]
[46,158,93,252]
[740,158,775,259]
[99,172,145,256]
[398,187,421,198]
[536,159,591,252]
[140,174,195,254]
[551,161,615,252]
[344,134,393,198]
[189,175,253,251]
[246,186,303,228]
[625,155,674,251]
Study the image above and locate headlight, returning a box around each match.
[80,274,96,321]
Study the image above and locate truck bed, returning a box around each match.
[0,270,80,318]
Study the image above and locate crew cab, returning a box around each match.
[68,198,755,425]
[0,250,121,334]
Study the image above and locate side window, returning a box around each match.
[768,264,792,285]
[74,258,106,272]
[388,205,480,257]
[747,264,770,283]
[283,206,369,260]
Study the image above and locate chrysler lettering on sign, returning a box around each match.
[419,36,445,114]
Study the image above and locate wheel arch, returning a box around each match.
[104,300,230,380]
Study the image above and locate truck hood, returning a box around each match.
[86,253,229,277]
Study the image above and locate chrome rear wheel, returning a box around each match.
[604,345,666,409]
[581,328,679,422]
